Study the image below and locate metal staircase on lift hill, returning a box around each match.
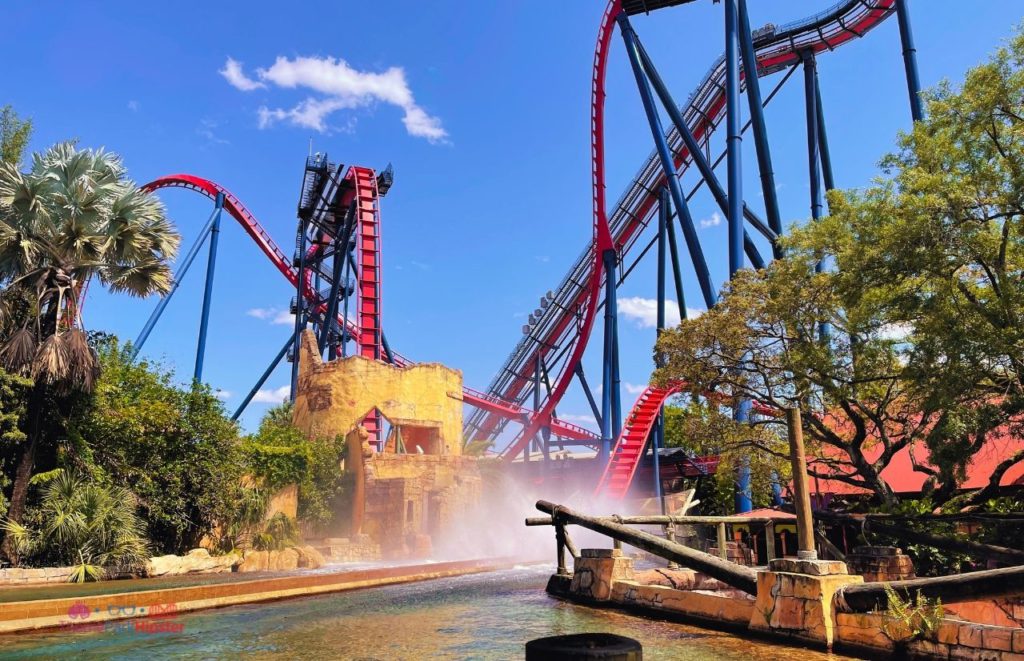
[594,383,681,500]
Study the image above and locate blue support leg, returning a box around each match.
[132,207,219,358]
[653,184,667,512]
[803,51,831,344]
[738,0,783,258]
[193,192,224,382]
[727,0,753,513]
[574,363,604,430]
[232,334,293,421]
[290,223,309,400]
[632,37,774,255]
[814,75,836,193]
[618,14,717,309]
[725,0,744,276]
[733,398,753,513]
[600,248,618,462]
[895,0,924,122]
[662,189,688,323]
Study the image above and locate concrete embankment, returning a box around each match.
[0,557,517,635]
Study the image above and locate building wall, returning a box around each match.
[291,330,464,454]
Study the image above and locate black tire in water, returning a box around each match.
[525,633,642,660]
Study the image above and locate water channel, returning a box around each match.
[0,565,863,659]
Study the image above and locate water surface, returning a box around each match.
[1,565,863,660]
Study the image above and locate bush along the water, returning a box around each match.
[0,470,149,581]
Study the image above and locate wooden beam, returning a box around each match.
[536,500,758,594]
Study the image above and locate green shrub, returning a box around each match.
[2,470,149,580]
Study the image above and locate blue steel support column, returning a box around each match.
[652,186,667,513]
[193,192,224,383]
[232,334,293,421]
[132,209,218,358]
[600,248,620,462]
[290,223,309,400]
[725,0,743,276]
[804,51,831,345]
[738,0,783,257]
[727,0,752,513]
[895,0,924,122]
[533,355,550,463]
[663,194,687,323]
[618,14,717,309]
[574,363,604,430]
[803,52,823,226]
[814,77,836,193]
[340,248,354,358]
[633,38,771,263]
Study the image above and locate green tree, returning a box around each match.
[243,402,345,528]
[0,369,31,519]
[0,106,32,166]
[661,400,790,514]
[655,28,1024,508]
[0,143,179,559]
[69,338,243,554]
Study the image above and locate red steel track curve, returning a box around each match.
[487,0,897,458]
[595,381,682,499]
[141,174,597,444]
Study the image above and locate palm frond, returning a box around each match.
[1,327,36,375]
[33,333,69,385]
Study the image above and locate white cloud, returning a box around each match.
[618,297,705,329]
[252,385,291,404]
[127,100,139,112]
[558,413,597,425]
[220,57,265,91]
[700,211,722,229]
[246,307,293,325]
[223,55,447,142]
[197,118,229,145]
[623,382,648,395]
[215,389,232,400]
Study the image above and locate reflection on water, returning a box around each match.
[1,565,862,660]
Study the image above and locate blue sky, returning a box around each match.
[3,1,1022,433]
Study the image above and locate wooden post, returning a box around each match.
[555,523,568,576]
[717,522,728,560]
[665,522,680,569]
[786,407,817,560]
[765,521,776,562]
[563,527,579,560]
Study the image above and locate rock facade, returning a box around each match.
[846,545,916,582]
[146,548,241,577]
[236,546,325,573]
[0,566,77,585]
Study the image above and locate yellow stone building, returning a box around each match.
[291,331,481,559]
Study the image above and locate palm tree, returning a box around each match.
[0,142,179,562]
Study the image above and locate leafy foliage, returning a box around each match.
[1,470,149,580]
[242,402,345,526]
[662,400,790,514]
[881,583,945,644]
[655,28,1024,508]
[0,369,30,519]
[0,106,32,166]
[70,337,244,554]
[0,142,179,389]
[252,512,300,552]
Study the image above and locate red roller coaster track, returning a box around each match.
[470,0,898,460]
[140,174,598,445]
